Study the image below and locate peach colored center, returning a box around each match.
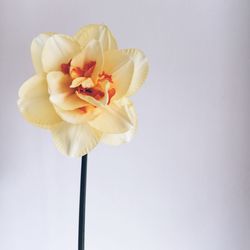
[61,60,116,105]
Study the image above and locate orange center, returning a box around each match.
[77,86,105,100]
[60,60,116,105]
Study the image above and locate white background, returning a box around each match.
[0,0,249,250]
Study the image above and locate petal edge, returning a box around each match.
[75,24,118,51]
[18,75,61,128]
[51,122,101,157]
[121,49,149,96]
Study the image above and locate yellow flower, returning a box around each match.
[18,24,149,157]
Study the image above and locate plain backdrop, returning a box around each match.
[0,0,249,250]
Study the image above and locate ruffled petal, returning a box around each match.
[121,49,149,96]
[47,71,72,94]
[101,98,137,145]
[53,105,99,124]
[71,40,104,82]
[31,33,54,73]
[50,93,88,111]
[47,71,87,110]
[103,50,134,100]
[51,121,101,157]
[88,98,134,134]
[18,75,61,128]
[75,24,118,51]
[42,34,80,72]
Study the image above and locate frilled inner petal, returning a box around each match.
[121,49,149,96]
[70,40,103,82]
[18,75,61,128]
[88,98,134,134]
[51,121,101,157]
[44,49,116,125]
[103,50,134,100]
[47,71,87,110]
[53,105,99,124]
[74,24,118,51]
[53,44,114,110]
[42,34,81,72]
[101,98,137,145]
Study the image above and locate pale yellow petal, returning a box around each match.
[53,105,99,124]
[71,40,103,81]
[47,71,73,94]
[50,93,88,111]
[75,24,118,51]
[101,125,137,145]
[18,75,61,128]
[76,92,102,107]
[31,33,54,73]
[101,98,137,145]
[88,98,134,134]
[47,71,87,110]
[42,34,80,72]
[121,49,149,96]
[51,121,101,157]
[103,50,134,100]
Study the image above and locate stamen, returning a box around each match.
[70,61,96,79]
[77,86,105,100]
[98,71,113,83]
[108,88,116,105]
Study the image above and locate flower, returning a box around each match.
[18,24,149,157]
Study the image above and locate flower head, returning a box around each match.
[18,24,149,157]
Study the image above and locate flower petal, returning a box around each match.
[88,98,134,134]
[71,40,104,81]
[42,34,80,72]
[101,98,137,145]
[103,50,134,100]
[75,24,118,51]
[121,49,149,96]
[31,33,54,73]
[47,71,87,110]
[51,121,101,157]
[53,105,99,124]
[18,75,61,128]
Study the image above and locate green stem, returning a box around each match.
[78,155,88,250]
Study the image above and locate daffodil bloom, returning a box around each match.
[18,24,149,157]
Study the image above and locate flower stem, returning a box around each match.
[78,155,88,250]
